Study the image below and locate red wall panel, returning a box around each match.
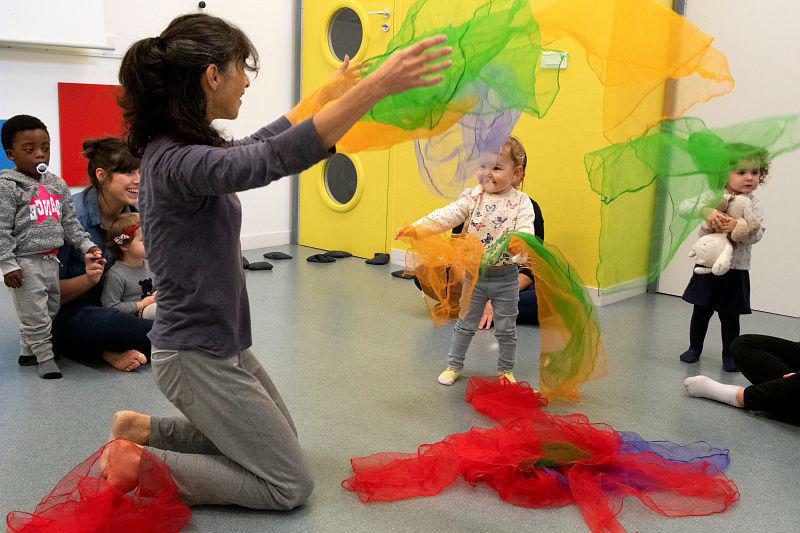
[58,83,124,186]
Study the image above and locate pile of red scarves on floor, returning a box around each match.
[343,377,738,532]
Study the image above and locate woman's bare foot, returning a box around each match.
[100,439,142,494]
[111,410,151,445]
[102,349,148,372]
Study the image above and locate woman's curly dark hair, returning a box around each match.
[118,13,259,157]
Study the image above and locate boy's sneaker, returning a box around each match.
[37,359,62,379]
[438,367,461,385]
[498,370,516,383]
[18,355,36,366]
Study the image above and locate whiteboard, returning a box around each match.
[0,0,296,251]
[0,0,108,49]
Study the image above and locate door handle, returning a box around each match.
[367,9,390,18]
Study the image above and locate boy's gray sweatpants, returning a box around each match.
[448,264,520,372]
[10,255,60,363]
[148,347,314,509]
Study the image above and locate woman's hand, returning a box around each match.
[324,55,360,94]
[313,55,362,106]
[335,54,351,77]
[478,301,494,329]
[286,55,361,126]
[84,249,106,285]
[312,36,451,149]
[368,35,452,98]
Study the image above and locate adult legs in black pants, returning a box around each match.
[732,334,800,417]
[517,285,538,325]
[52,303,152,371]
[684,334,800,422]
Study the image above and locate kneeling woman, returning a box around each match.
[109,13,452,509]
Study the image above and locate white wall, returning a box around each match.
[0,0,295,250]
[656,0,800,317]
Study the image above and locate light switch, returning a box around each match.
[541,51,568,69]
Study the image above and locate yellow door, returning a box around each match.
[299,1,396,259]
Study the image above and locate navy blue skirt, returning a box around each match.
[682,268,751,315]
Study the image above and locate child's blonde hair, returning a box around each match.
[502,136,527,178]
[107,212,141,260]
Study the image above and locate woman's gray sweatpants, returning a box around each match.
[447,265,520,372]
[147,347,314,509]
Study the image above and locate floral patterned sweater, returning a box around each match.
[415,184,536,266]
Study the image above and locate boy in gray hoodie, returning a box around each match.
[1,115,98,379]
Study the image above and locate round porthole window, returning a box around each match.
[328,7,362,61]
[324,153,358,205]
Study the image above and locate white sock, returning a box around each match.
[684,376,742,408]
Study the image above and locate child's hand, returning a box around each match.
[705,209,729,232]
[137,292,157,311]
[395,223,417,240]
[507,237,526,256]
[4,269,23,288]
[718,215,737,233]
[478,301,494,329]
[396,223,440,240]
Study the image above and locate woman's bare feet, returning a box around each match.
[111,410,151,445]
[100,439,142,494]
[102,349,148,372]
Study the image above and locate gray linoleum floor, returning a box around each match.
[1,244,798,532]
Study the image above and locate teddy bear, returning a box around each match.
[139,278,154,297]
[688,194,761,276]
[689,233,733,275]
[724,194,761,243]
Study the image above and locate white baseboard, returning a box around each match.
[586,277,648,307]
[240,231,291,251]
[390,247,407,267]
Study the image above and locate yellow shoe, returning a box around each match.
[438,367,461,386]
[498,370,516,383]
